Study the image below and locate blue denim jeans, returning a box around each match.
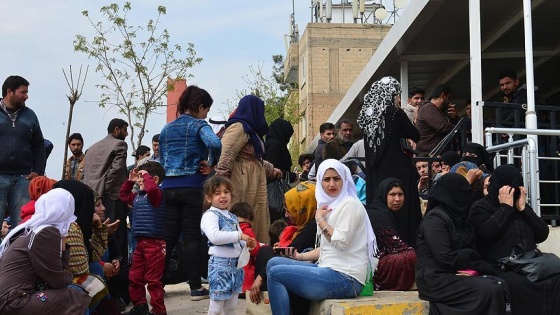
[0,174,30,227]
[266,257,363,315]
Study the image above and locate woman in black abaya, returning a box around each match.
[357,76,421,246]
[469,164,560,315]
[416,173,508,315]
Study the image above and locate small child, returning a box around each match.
[230,202,261,294]
[201,176,256,315]
[120,161,167,315]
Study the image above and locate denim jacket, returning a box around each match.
[159,114,221,177]
[205,209,239,248]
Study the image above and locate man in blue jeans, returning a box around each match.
[0,75,45,228]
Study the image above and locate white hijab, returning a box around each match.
[316,159,378,266]
[0,188,76,258]
[316,159,358,210]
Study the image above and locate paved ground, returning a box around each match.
[127,283,246,314]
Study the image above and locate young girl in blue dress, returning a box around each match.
[201,176,256,315]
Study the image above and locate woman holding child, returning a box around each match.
[265,159,376,315]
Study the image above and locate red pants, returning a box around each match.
[129,237,167,314]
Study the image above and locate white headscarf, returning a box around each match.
[315,159,379,267]
[208,116,227,135]
[0,188,76,258]
[315,159,358,211]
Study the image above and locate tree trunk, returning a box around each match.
[61,102,75,179]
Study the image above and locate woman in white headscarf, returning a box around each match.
[265,159,377,315]
[0,188,91,314]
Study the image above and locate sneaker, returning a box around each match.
[123,303,149,315]
[190,287,210,301]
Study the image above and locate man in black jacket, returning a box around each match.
[0,75,45,228]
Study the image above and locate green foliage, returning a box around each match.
[225,55,301,126]
[74,2,202,150]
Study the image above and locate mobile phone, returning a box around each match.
[273,247,294,255]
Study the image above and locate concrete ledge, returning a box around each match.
[310,291,429,315]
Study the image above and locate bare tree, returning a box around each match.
[62,65,89,179]
[74,2,202,151]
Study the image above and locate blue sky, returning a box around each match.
[1,0,310,178]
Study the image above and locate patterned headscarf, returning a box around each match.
[284,182,317,240]
[358,76,401,163]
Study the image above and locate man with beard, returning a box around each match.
[84,118,130,264]
[416,84,459,154]
[313,122,335,172]
[63,133,85,180]
[322,119,354,161]
[0,75,45,228]
[498,69,531,125]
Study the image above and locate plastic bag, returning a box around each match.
[360,264,375,296]
[162,240,188,285]
[267,177,290,222]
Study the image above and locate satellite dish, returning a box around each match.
[374,7,388,20]
[394,0,407,9]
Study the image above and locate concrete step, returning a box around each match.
[310,291,428,315]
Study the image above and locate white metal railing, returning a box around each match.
[485,127,560,217]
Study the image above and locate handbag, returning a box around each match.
[497,246,560,282]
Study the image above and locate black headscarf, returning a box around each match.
[441,150,460,168]
[427,173,472,224]
[461,142,494,172]
[427,173,474,249]
[264,118,294,172]
[486,164,523,206]
[53,180,95,262]
[368,177,404,232]
[226,95,268,159]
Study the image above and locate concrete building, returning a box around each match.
[284,23,390,151]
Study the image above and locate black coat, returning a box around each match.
[415,209,507,315]
[470,198,560,315]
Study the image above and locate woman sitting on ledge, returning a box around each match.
[367,178,416,291]
[265,159,377,315]
[469,164,560,315]
[416,173,508,315]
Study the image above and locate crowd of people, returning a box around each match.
[0,70,558,315]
